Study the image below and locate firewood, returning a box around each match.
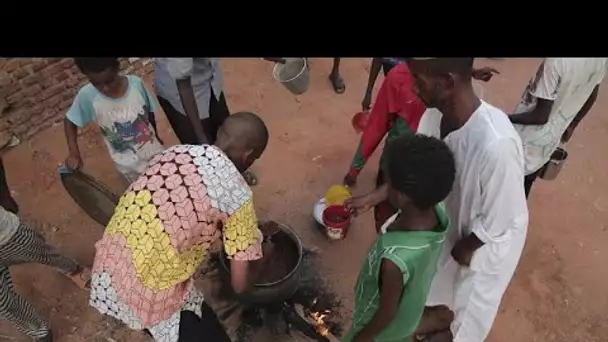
[293,303,340,342]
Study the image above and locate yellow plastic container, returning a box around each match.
[324,185,352,206]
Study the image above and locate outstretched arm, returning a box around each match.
[472,66,500,82]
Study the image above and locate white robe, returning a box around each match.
[417,102,529,342]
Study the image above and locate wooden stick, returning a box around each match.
[293,304,341,342]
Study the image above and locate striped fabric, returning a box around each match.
[0,223,80,339]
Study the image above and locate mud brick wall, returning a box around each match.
[0,58,155,141]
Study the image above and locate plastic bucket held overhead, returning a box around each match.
[539,147,568,181]
[273,58,310,95]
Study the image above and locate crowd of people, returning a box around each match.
[0,57,605,342]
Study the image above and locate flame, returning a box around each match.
[308,299,332,337]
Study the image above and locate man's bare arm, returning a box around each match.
[509,98,554,125]
[176,78,208,144]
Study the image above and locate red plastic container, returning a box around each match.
[351,111,370,134]
[322,205,351,241]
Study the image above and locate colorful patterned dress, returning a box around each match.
[89,144,262,342]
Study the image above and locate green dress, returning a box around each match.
[342,205,449,342]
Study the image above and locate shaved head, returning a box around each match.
[220,112,269,151]
[215,111,269,172]
[406,58,476,108]
[408,58,474,80]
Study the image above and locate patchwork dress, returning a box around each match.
[89,144,262,342]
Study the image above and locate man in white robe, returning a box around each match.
[407,58,529,342]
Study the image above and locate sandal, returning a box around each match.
[66,267,92,290]
[329,72,346,94]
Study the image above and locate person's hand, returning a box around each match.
[65,153,83,171]
[260,221,280,240]
[343,173,358,188]
[451,234,483,267]
[451,239,474,266]
[472,67,499,82]
[263,57,287,64]
[344,194,374,216]
[361,92,372,111]
[561,125,575,143]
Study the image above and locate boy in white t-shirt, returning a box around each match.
[508,58,607,197]
[63,58,164,185]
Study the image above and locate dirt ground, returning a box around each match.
[1,58,607,342]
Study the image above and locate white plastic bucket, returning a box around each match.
[273,57,310,95]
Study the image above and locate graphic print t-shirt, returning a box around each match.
[66,75,164,176]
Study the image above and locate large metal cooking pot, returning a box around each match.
[219,222,303,304]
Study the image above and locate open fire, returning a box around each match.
[283,299,339,342]
[308,299,332,337]
[200,247,344,341]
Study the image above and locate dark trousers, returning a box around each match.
[524,169,541,199]
[144,302,231,342]
[158,89,230,145]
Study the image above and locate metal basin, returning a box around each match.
[59,167,119,226]
[219,222,303,304]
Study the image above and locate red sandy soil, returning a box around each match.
[0,58,607,342]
